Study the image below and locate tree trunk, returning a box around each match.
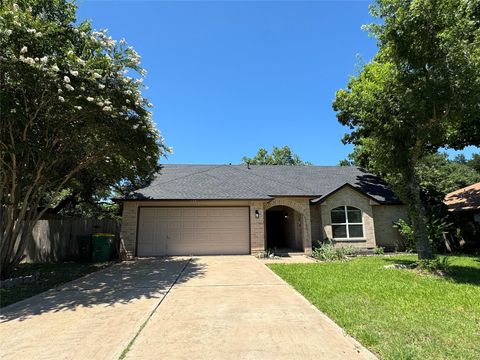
[406,171,434,259]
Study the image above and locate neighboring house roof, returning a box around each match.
[444,182,480,212]
[124,164,401,204]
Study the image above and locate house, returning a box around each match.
[120,164,407,257]
[444,182,480,250]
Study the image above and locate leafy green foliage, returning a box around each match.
[415,256,450,274]
[394,216,451,252]
[333,0,480,259]
[242,145,311,165]
[417,153,480,195]
[312,244,357,261]
[374,246,384,255]
[0,0,168,277]
[393,219,416,250]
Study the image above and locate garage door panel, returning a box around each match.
[137,207,249,256]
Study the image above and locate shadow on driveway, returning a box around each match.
[0,257,206,323]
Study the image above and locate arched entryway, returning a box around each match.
[265,205,303,251]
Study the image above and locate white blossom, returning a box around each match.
[70,70,79,76]
[20,56,35,65]
[76,58,85,65]
[35,32,42,38]
[93,72,102,79]
[20,46,27,54]
[97,101,104,107]
[64,76,70,83]
[51,64,59,72]
[58,96,65,102]
[98,84,105,89]
[10,108,16,113]
[27,28,36,34]
[147,103,153,108]
[86,97,94,102]
[65,84,74,91]
[102,106,112,112]
[12,4,20,11]
[58,88,63,94]
[74,106,82,110]
[40,56,48,63]
[5,29,12,36]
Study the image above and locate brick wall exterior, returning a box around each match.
[120,194,405,256]
[310,204,322,247]
[120,201,138,258]
[250,201,265,253]
[319,187,377,249]
[372,205,408,250]
[264,197,312,254]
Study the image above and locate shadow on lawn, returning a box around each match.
[382,256,480,286]
[0,257,206,323]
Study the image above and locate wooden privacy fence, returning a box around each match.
[24,218,120,263]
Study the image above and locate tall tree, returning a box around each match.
[333,0,480,259]
[242,146,311,165]
[0,0,168,278]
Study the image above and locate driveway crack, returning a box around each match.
[118,258,192,360]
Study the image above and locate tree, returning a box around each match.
[455,153,480,174]
[0,1,168,278]
[242,146,311,165]
[333,0,480,259]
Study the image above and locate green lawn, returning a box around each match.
[0,262,111,308]
[268,255,480,360]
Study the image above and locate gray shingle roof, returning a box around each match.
[124,164,402,204]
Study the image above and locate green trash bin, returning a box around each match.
[77,235,92,262]
[91,233,115,262]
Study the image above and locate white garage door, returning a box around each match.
[137,207,250,256]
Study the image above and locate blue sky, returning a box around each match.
[77,0,477,165]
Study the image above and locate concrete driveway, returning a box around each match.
[0,256,375,360]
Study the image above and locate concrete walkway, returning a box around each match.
[125,256,376,360]
[0,256,376,360]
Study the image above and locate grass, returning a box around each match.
[0,262,112,308]
[268,255,480,360]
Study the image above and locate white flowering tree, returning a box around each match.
[0,1,168,277]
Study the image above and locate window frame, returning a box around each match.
[330,205,365,240]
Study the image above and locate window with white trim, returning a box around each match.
[331,206,364,239]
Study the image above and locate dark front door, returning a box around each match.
[266,210,286,249]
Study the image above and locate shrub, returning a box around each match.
[374,246,385,255]
[394,217,452,252]
[312,244,356,261]
[416,256,450,274]
[312,244,337,261]
[340,245,358,256]
[393,219,416,250]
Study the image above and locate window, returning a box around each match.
[331,206,364,239]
